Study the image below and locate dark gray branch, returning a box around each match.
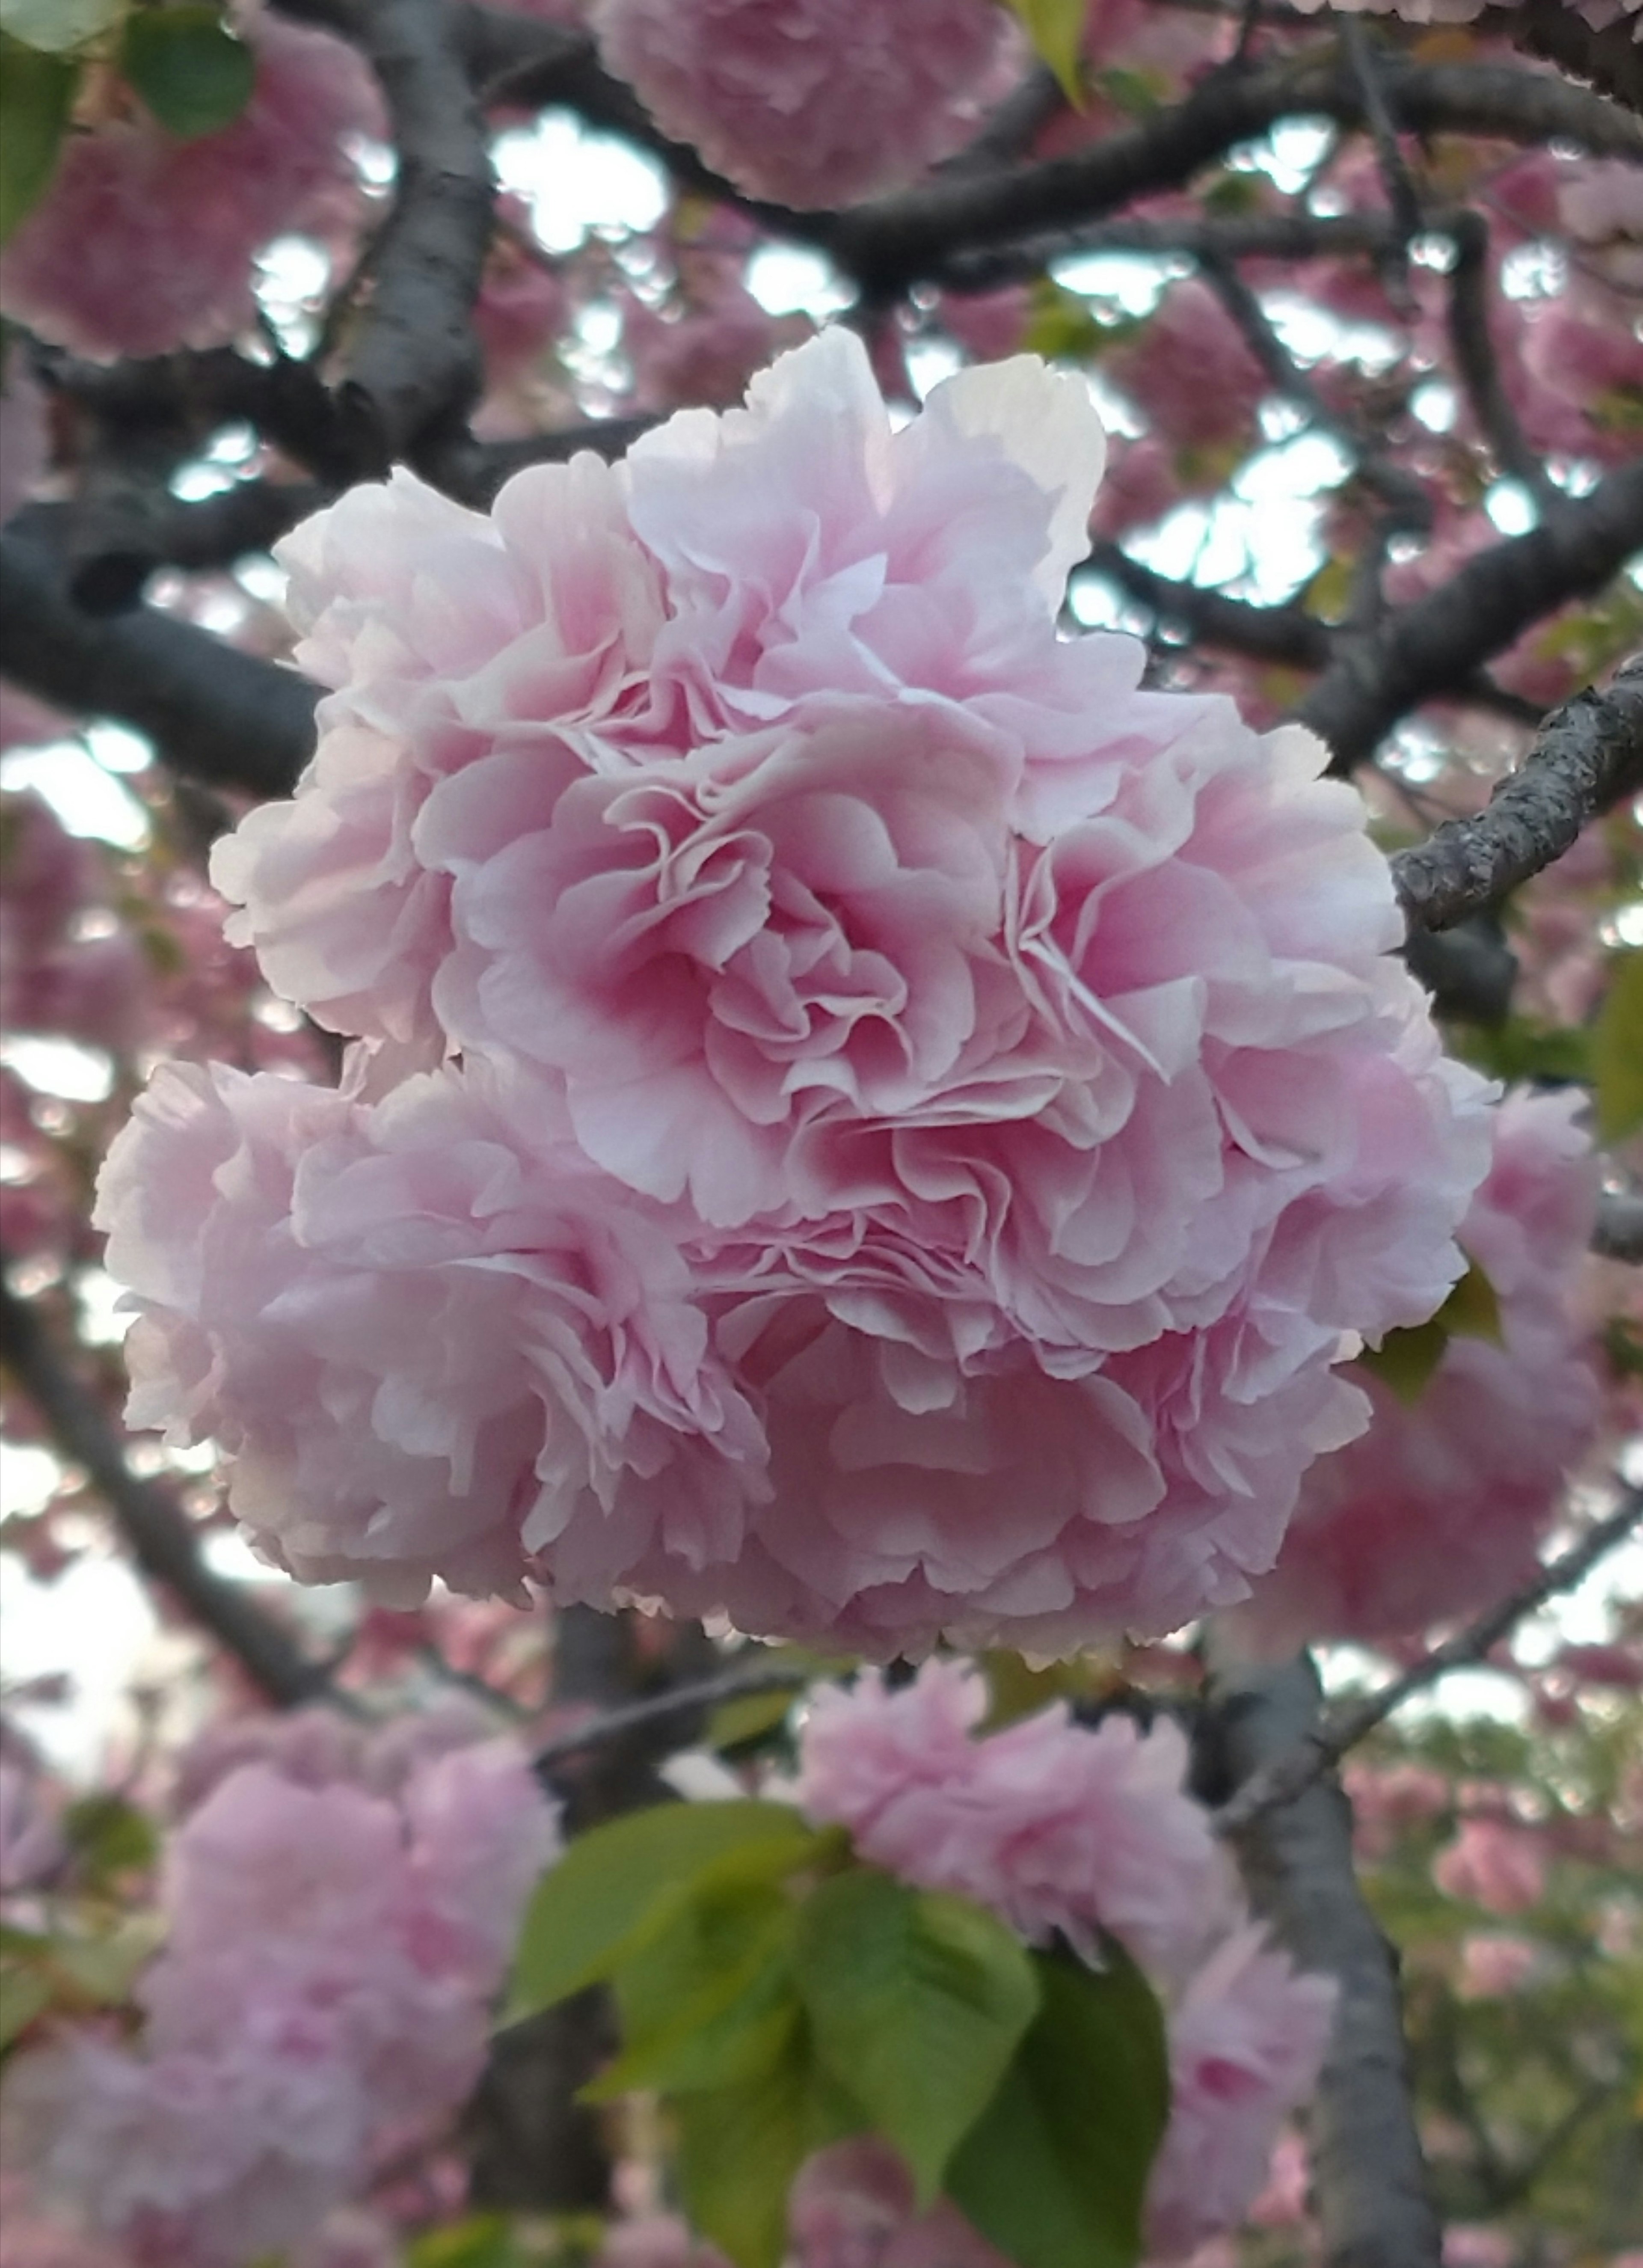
[307,0,498,470]
[819,51,1641,291]
[0,534,317,798]
[1301,462,1643,772]
[0,1272,339,1710]
[1593,1189,1643,1265]
[936,208,1403,294]
[1390,654,1643,931]
[1445,211,1560,513]
[1081,540,1332,668]
[1482,1,1643,116]
[1196,1645,1443,2268]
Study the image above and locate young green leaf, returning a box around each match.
[120,5,255,140]
[0,0,120,53]
[506,1799,816,2025]
[673,2033,861,2268]
[1357,1315,1449,1405]
[794,1867,1039,2205]
[62,1791,159,1886]
[999,0,1084,104]
[588,1871,803,2100]
[0,35,76,243]
[946,1944,1171,2268]
[1593,949,1643,1144]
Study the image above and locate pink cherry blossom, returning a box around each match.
[0,10,381,362]
[1229,1089,1600,1652]
[794,1661,1234,1983]
[0,793,152,1059]
[93,1055,767,1604]
[6,1738,555,2268]
[1105,281,1268,453]
[1432,1818,1547,1917]
[1456,1933,1538,1999]
[590,0,1020,210]
[1143,1926,1337,2262]
[111,329,1495,1651]
[788,2138,1008,2268]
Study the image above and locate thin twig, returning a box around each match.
[1446,210,1561,514]
[1214,1486,1643,1836]
[534,1657,811,1773]
[0,1272,341,1711]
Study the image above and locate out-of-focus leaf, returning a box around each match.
[0,0,119,52]
[0,35,76,243]
[63,1791,158,1885]
[121,4,254,139]
[1440,1255,1504,1347]
[0,1964,50,2050]
[1358,1315,1449,1405]
[1449,1014,1592,1087]
[999,0,1084,103]
[1593,951,1643,1144]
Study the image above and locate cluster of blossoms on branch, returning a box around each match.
[793,1659,1338,2262]
[0,5,381,365]
[3,1710,557,2268]
[95,330,1496,1656]
[1234,1085,1603,1651]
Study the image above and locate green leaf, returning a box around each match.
[946,1944,1170,2268]
[406,2220,519,2268]
[589,1867,803,2100]
[673,2036,862,2268]
[1357,1315,1449,1405]
[1447,1012,1592,1086]
[0,34,76,243]
[0,0,119,52]
[506,1800,816,2025]
[1593,950,1643,1144]
[999,0,1084,103]
[0,1963,50,2051]
[1022,279,1108,366]
[63,1792,158,1885]
[49,1915,165,2003]
[794,1869,1039,2205]
[1439,1255,1503,1348]
[120,4,254,140]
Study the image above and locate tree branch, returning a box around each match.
[1483,1,1643,116]
[273,0,497,470]
[1196,1644,1444,2268]
[533,1655,810,1775]
[0,1272,340,1711]
[818,51,1641,291]
[1390,654,1643,931]
[0,534,317,798]
[1081,541,1332,668]
[1593,1188,1643,1265]
[1214,1485,1643,1837]
[1445,210,1560,514]
[1300,462,1643,772]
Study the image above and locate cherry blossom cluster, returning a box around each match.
[0,7,380,362]
[93,328,1495,1654]
[592,0,1021,208]
[4,1714,557,2268]
[1234,1088,1601,1652]
[793,1659,1337,2261]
